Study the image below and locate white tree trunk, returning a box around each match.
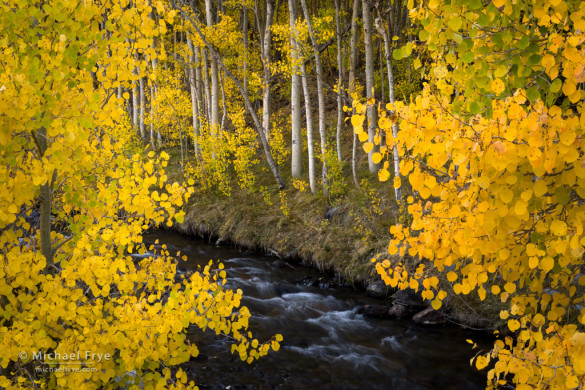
[261,0,275,140]
[139,70,146,141]
[349,0,360,189]
[205,0,220,141]
[202,48,211,124]
[289,0,303,178]
[300,0,328,197]
[242,6,249,98]
[334,0,343,163]
[187,37,200,156]
[363,0,379,173]
[348,0,360,93]
[301,61,316,194]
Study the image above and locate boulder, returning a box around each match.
[357,304,390,319]
[391,288,423,307]
[387,304,410,319]
[366,281,389,299]
[412,307,446,325]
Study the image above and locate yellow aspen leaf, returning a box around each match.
[475,355,489,370]
[514,200,527,215]
[372,152,383,164]
[563,80,577,96]
[566,375,580,388]
[419,187,431,199]
[504,282,516,294]
[409,278,419,291]
[507,319,521,332]
[533,180,547,197]
[499,188,514,204]
[378,168,390,182]
[431,299,442,310]
[393,176,401,189]
[358,131,369,142]
[540,256,554,272]
[491,78,505,94]
[550,220,567,236]
[351,115,365,127]
[447,271,458,282]
[542,54,555,71]
[363,142,374,153]
[478,288,486,301]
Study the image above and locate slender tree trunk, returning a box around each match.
[301,62,316,194]
[300,0,329,197]
[150,84,155,149]
[349,0,361,189]
[242,6,249,98]
[260,0,275,140]
[348,0,360,93]
[132,83,139,130]
[202,48,212,124]
[289,0,303,178]
[220,69,227,133]
[139,70,146,141]
[363,0,379,173]
[335,0,344,163]
[187,37,200,156]
[205,0,220,144]
[379,39,385,105]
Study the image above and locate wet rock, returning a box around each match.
[391,289,423,307]
[271,260,285,268]
[317,277,337,289]
[412,306,446,325]
[357,304,390,319]
[295,276,337,289]
[387,304,410,319]
[295,276,318,287]
[366,281,389,299]
[267,249,281,258]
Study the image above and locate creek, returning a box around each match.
[145,230,486,390]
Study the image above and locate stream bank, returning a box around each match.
[171,185,500,330]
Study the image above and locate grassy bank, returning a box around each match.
[170,160,398,286]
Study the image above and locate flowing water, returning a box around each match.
[145,230,487,390]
